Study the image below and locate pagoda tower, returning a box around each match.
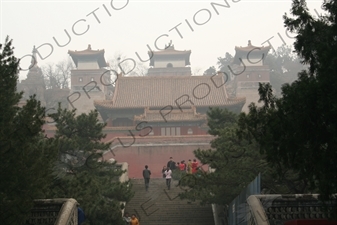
[19,46,46,106]
[68,45,111,116]
[232,40,271,113]
[147,44,192,76]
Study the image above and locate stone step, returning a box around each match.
[125,179,214,225]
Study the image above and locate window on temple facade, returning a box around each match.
[161,127,180,136]
[166,63,173,68]
[113,118,133,127]
[187,128,193,135]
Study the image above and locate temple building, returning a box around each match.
[94,45,246,138]
[92,45,246,178]
[17,43,269,177]
[68,45,111,116]
[231,40,271,112]
[43,44,250,178]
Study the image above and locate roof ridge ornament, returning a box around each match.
[165,43,174,50]
[30,45,38,68]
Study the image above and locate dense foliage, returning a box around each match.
[239,0,337,201]
[203,66,217,76]
[181,0,336,207]
[265,45,306,95]
[0,37,57,224]
[0,37,133,225]
[178,108,307,205]
[49,107,134,225]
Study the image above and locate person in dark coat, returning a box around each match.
[78,207,85,225]
[167,157,176,170]
[143,165,151,191]
[162,166,167,178]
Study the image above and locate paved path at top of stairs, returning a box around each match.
[124,178,214,225]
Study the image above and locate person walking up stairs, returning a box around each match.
[164,167,172,190]
[143,165,151,191]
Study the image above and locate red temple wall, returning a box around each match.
[42,123,213,179]
[103,143,212,179]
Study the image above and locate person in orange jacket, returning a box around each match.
[130,214,139,225]
[179,160,186,171]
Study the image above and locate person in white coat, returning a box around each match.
[164,167,172,190]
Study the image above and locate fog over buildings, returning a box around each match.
[1,0,322,81]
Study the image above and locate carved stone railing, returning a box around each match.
[27,161,129,224]
[247,194,337,225]
[27,198,78,225]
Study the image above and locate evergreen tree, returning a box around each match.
[217,52,234,79]
[239,0,337,201]
[203,66,217,76]
[178,108,307,206]
[0,37,56,224]
[265,45,306,96]
[49,106,134,225]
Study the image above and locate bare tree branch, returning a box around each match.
[107,53,148,77]
[42,59,73,89]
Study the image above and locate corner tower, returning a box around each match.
[147,44,192,76]
[68,45,110,116]
[232,40,271,113]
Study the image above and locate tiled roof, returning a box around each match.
[94,75,245,109]
[68,44,105,56]
[234,45,270,52]
[233,41,271,65]
[134,107,207,122]
[149,44,191,55]
[68,45,107,68]
[149,45,191,66]
[234,40,271,52]
[149,49,191,56]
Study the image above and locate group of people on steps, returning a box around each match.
[162,157,199,190]
[125,157,200,224]
[123,213,139,225]
[142,157,200,191]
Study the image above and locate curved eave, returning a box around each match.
[233,46,270,65]
[234,45,271,53]
[68,49,105,56]
[134,117,207,123]
[94,99,246,110]
[149,49,191,55]
[148,50,191,67]
[94,101,112,122]
[68,50,107,68]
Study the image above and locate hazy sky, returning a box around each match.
[1,0,323,80]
